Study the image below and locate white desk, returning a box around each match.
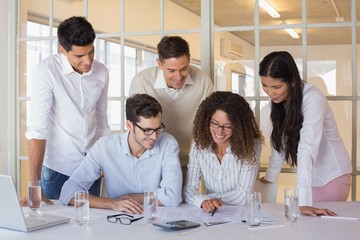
[1,201,360,240]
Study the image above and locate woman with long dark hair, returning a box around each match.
[259,51,351,216]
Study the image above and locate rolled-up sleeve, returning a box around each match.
[25,65,54,140]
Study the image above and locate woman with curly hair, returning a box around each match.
[183,91,263,212]
[259,51,351,217]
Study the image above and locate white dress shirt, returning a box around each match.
[25,53,111,176]
[153,69,194,99]
[183,141,261,208]
[264,83,351,206]
[59,132,183,207]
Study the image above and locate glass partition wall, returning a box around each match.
[16,0,359,201]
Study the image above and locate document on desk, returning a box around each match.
[158,205,279,225]
[39,203,111,221]
[158,205,244,224]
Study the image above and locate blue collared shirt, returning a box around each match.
[59,132,182,207]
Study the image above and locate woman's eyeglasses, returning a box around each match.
[209,121,233,132]
[107,214,144,225]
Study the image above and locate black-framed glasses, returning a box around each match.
[133,122,166,136]
[209,121,233,132]
[107,214,144,225]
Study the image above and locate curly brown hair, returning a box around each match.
[192,91,263,164]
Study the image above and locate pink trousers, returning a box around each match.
[312,174,351,202]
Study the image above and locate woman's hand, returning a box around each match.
[201,198,224,213]
[259,176,272,183]
[300,206,337,217]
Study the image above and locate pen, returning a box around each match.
[211,207,217,217]
[320,216,358,221]
[241,220,272,224]
[211,197,222,217]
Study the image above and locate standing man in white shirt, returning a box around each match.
[23,16,110,204]
[129,36,213,182]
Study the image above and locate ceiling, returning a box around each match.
[170,0,359,46]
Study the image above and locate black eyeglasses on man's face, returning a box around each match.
[107,213,144,225]
[133,122,165,136]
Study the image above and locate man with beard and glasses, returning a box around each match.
[59,94,182,214]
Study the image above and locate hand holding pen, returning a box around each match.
[201,197,223,214]
[211,197,223,216]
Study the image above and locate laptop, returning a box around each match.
[0,175,70,232]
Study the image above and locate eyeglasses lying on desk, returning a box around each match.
[107,214,144,225]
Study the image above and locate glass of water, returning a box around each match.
[74,190,90,226]
[284,188,300,223]
[246,192,262,226]
[144,191,158,224]
[28,180,41,213]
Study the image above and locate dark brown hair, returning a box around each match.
[157,36,190,63]
[259,51,304,167]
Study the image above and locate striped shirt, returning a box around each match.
[183,141,261,208]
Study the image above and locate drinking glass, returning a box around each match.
[284,188,300,223]
[28,180,41,213]
[246,192,262,226]
[74,190,90,226]
[144,191,158,224]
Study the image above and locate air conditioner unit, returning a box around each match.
[220,38,243,60]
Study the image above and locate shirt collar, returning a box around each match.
[154,68,194,89]
[60,53,94,76]
[209,145,232,156]
[60,54,74,75]
[123,131,161,159]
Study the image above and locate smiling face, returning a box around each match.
[127,114,162,157]
[157,55,190,90]
[209,110,233,148]
[60,44,94,74]
[261,76,290,104]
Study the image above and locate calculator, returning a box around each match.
[153,220,201,230]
